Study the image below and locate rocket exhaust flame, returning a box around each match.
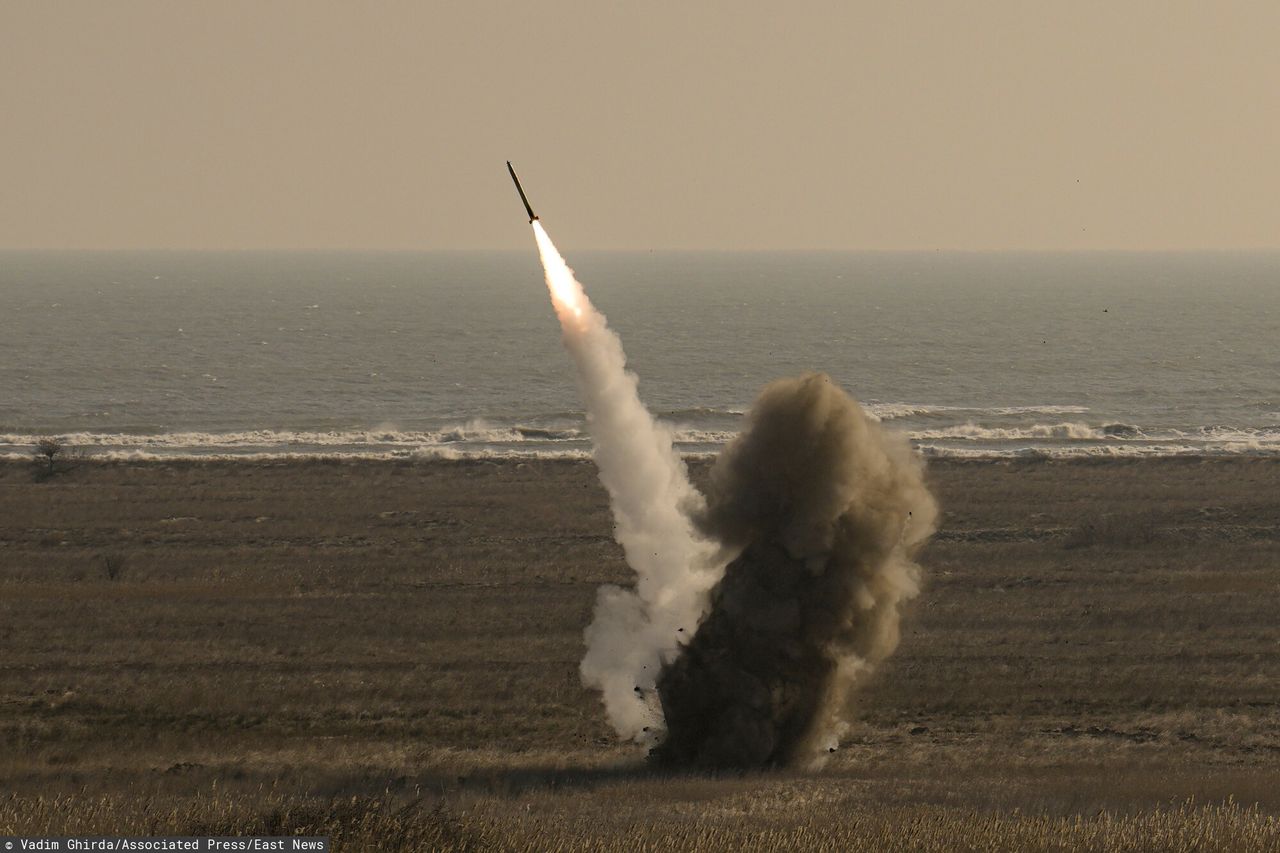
[533,222,586,323]
[520,169,936,769]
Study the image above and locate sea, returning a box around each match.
[1,250,1277,461]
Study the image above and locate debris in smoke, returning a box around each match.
[651,373,937,769]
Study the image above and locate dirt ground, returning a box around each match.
[1,456,1278,848]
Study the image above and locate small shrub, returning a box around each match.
[33,437,63,477]
[101,554,127,581]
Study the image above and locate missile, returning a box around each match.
[506,161,538,223]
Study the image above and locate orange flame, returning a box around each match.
[532,220,587,326]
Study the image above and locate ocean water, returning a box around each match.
[1,250,1277,459]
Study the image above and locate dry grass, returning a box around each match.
[1,456,1279,848]
[3,791,1278,851]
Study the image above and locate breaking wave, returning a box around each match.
[3,408,1277,461]
[864,403,1092,421]
[917,443,1280,459]
[910,422,1143,441]
[0,423,583,450]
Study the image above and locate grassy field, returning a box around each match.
[1,456,1278,849]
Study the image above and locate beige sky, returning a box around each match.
[2,1,1277,250]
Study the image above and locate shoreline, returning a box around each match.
[5,448,1280,466]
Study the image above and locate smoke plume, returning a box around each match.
[529,223,935,767]
[652,373,937,768]
[532,222,722,744]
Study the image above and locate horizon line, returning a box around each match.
[4,246,1280,254]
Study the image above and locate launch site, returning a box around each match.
[3,2,1279,850]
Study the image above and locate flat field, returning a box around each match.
[1,457,1278,850]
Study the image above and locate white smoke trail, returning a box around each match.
[531,221,724,743]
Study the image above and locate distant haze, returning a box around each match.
[2,1,1277,251]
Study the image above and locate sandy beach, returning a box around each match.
[2,456,1279,846]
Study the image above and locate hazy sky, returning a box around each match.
[3,1,1277,250]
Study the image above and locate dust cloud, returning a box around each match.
[652,373,937,769]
